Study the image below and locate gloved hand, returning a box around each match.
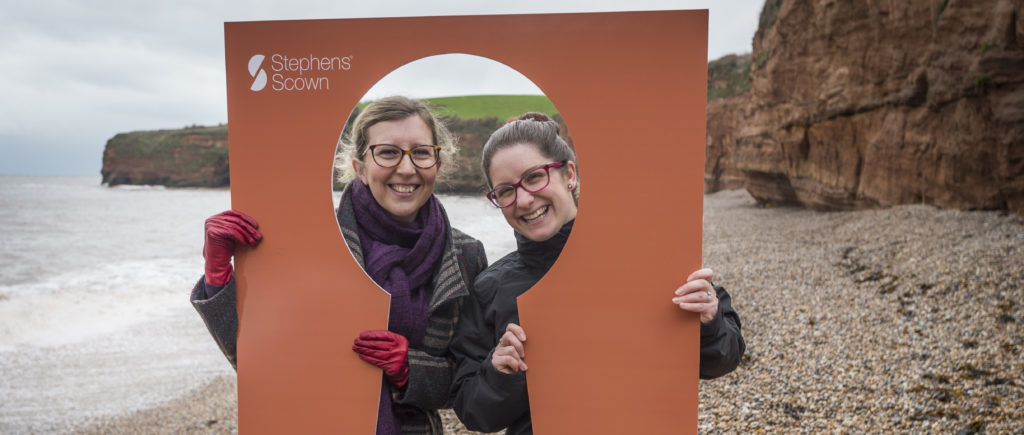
[352,330,410,388]
[203,210,262,286]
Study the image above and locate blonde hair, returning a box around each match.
[335,96,458,183]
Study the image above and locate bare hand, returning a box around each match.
[672,268,718,324]
[491,323,528,374]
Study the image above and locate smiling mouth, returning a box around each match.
[522,206,548,222]
[390,184,418,194]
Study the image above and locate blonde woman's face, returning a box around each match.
[352,116,439,222]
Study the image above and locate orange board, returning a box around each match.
[224,10,707,434]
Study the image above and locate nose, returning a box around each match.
[395,152,417,174]
[515,185,535,208]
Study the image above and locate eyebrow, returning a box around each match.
[494,163,549,186]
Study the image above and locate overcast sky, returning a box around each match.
[0,0,764,176]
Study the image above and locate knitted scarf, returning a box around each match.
[350,180,447,435]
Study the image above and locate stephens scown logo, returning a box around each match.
[248,54,268,91]
[247,52,352,93]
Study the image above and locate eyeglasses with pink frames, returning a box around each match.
[486,161,567,208]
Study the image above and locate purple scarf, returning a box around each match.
[350,181,447,435]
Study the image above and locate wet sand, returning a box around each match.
[36,189,1024,433]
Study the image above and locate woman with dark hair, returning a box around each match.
[450,113,745,434]
[190,96,487,434]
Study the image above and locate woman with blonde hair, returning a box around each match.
[191,96,487,434]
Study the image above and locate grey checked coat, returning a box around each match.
[191,186,487,434]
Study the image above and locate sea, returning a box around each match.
[0,175,515,432]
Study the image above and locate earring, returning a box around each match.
[568,184,573,189]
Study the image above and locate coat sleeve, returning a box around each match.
[393,239,488,410]
[449,273,531,433]
[698,284,745,379]
[394,344,457,409]
[189,275,239,370]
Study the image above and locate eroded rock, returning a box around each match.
[705,0,1024,214]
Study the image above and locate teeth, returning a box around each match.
[524,206,547,221]
[391,185,415,193]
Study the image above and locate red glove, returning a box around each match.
[203,210,262,286]
[352,330,410,388]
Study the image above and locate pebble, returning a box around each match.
[696,190,1023,434]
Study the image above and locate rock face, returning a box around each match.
[437,116,504,194]
[101,126,229,187]
[706,55,753,193]
[706,0,1024,214]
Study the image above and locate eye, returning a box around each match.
[525,170,546,183]
[494,185,515,199]
[375,147,400,158]
[410,147,433,158]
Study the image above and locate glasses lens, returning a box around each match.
[409,146,438,168]
[371,145,402,167]
[489,185,516,207]
[521,167,550,192]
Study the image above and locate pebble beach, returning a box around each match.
[73,189,1023,434]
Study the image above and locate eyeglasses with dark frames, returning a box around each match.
[364,144,441,169]
[486,161,567,208]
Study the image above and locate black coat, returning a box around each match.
[450,220,745,434]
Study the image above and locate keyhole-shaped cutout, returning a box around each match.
[329,53,580,431]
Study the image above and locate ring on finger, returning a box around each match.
[705,290,712,303]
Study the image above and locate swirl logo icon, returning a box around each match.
[248,54,268,91]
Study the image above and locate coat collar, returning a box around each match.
[514,219,574,270]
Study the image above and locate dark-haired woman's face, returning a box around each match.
[488,143,577,241]
[352,116,438,222]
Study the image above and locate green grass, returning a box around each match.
[358,95,557,120]
[107,126,227,158]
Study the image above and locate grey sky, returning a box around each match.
[0,0,764,176]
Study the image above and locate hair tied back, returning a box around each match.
[514,112,559,134]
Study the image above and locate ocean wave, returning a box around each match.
[0,257,201,351]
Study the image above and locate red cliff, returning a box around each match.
[706,0,1024,214]
[101,126,230,187]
